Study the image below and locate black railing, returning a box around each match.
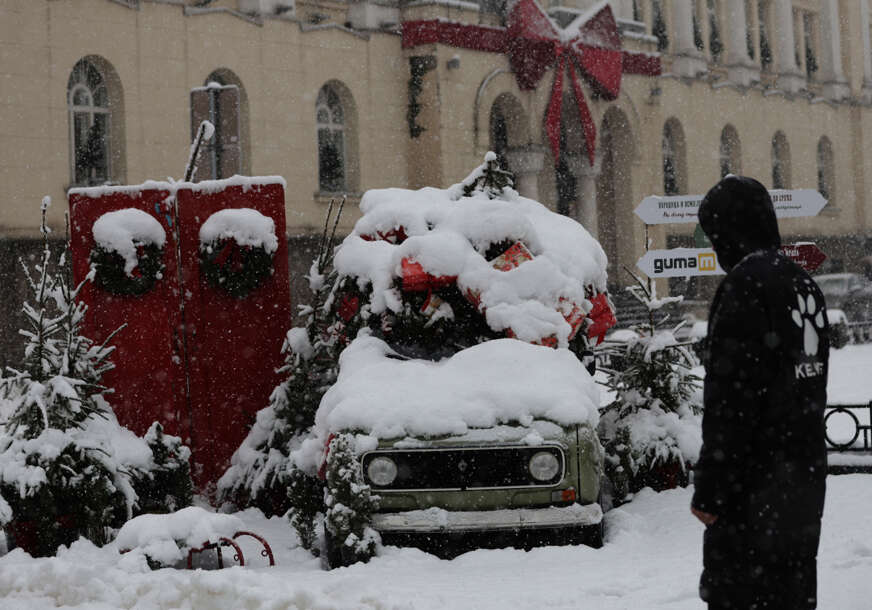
[847,321,872,344]
[825,403,872,451]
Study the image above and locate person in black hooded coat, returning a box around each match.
[691,176,829,609]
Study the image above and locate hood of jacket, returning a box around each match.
[698,175,782,271]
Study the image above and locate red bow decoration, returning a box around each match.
[506,0,622,166]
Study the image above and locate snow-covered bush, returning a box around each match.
[323,434,379,567]
[597,274,702,505]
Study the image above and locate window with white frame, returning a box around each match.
[317,86,346,193]
[68,59,110,186]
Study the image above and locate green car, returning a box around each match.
[359,421,604,556]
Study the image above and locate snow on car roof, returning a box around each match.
[293,335,600,469]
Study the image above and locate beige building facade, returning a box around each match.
[2,0,872,359]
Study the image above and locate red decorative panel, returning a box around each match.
[176,183,290,488]
[69,180,291,491]
[69,188,187,440]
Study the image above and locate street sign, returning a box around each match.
[634,189,828,225]
[637,243,827,277]
[636,248,725,278]
[779,242,827,273]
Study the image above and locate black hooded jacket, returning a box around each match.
[692,177,829,569]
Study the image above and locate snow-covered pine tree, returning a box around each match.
[0,200,193,556]
[130,422,193,515]
[323,434,379,567]
[596,271,702,506]
[0,200,134,556]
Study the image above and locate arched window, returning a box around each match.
[719,125,742,178]
[817,137,835,208]
[68,59,110,186]
[772,131,791,189]
[190,69,245,181]
[317,86,346,193]
[662,119,687,196]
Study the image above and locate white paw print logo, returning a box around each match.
[791,292,825,356]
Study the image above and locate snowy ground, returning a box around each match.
[0,345,870,610]
[1,477,871,609]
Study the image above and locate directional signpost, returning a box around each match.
[633,189,828,225]
[634,189,828,277]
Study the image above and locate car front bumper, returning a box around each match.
[371,502,603,534]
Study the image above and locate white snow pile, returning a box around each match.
[92,208,167,276]
[295,335,600,471]
[333,159,608,346]
[114,506,244,567]
[198,208,278,253]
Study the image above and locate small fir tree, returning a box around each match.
[323,434,380,567]
[0,200,134,555]
[130,422,193,515]
[597,271,702,506]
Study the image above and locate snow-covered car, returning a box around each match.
[815,273,872,323]
[316,336,604,559]
[288,157,614,562]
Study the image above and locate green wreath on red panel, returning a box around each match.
[200,238,275,299]
[90,243,166,297]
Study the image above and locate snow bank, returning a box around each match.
[92,209,166,275]
[115,506,244,566]
[335,173,608,346]
[295,335,600,470]
[199,208,278,254]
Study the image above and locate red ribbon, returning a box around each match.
[506,0,622,165]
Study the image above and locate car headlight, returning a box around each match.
[528,451,560,482]
[367,456,398,486]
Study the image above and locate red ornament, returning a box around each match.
[400,258,457,293]
[586,293,617,345]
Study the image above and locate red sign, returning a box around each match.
[70,179,290,491]
[779,243,827,273]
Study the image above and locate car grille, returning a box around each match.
[361,445,565,491]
